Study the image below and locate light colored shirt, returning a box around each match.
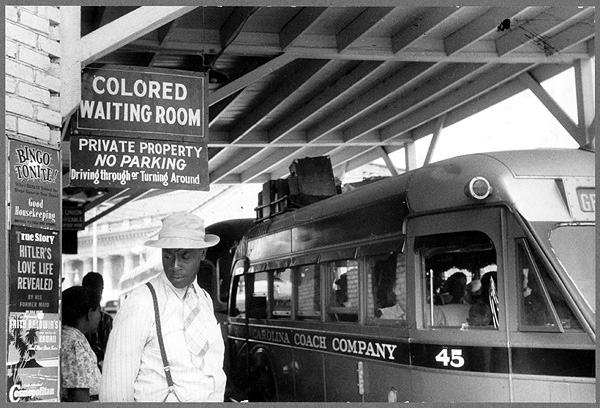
[99,273,226,402]
[60,325,101,400]
[377,303,406,320]
[438,303,471,326]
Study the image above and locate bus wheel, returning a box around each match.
[248,360,277,401]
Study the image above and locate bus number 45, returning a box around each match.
[435,348,465,368]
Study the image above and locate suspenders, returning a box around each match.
[146,282,182,402]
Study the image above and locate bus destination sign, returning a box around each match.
[576,188,595,213]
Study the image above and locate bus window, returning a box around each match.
[516,239,582,332]
[248,272,268,319]
[549,225,595,313]
[416,231,498,329]
[272,269,292,317]
[367,253,407,322]
[231,275,246,317]
[295,264,320,320]
[328,260,359,322]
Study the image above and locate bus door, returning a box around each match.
[406,207,510,402]
[227,262,295,402]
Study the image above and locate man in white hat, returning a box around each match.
[100,212,226,402]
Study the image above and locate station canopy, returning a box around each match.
[61,5,596,225]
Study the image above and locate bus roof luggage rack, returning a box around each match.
[255,156,338,222]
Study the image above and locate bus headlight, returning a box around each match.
[465,177,492,200]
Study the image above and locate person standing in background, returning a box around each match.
[100,212,226,402]
[61,286,102,402]
[82,272,113,371]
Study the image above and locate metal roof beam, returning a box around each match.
[220,7,259,51]
[268,60,384,142]
[409,62,571,142]
[80,6,198,66]
[240,147,300,183]
[209,148,263,184]
[382,63,533,141]
[306,62,437,142]
[125,30,590,64]
[423,114,445,165]
[518,72,582,144]
[60,6,81,120]
[496,7,590,57]
[337,7,395,52]
[574,58,595,145]
[229,60,329,143]
[444,6,528,55]
[375,146,399,176]
[342,63,484,143]
[392,7,461,53]
[280,7,327,50]
[84,190,152,227]
[208,54,295,105]
[148,20,179,66]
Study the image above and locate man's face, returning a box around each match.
[162,248,206,288]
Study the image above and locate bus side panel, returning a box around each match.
[258,342,295,401]
[362,361,412,402]
[323,355,363,402]
[512,377,596,402]
[292,348,325,401]
[410,368,510,402]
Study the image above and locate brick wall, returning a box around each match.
[5,5,62,147]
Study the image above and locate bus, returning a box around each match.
[224,148,595,403]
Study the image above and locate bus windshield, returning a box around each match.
[549,225,595,312]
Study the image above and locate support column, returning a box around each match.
[60,6,81,120]
[111,255,125,299]
[574,58,595,146]
[376,146,399,176]
[102,256,115,304]
[518,72,582,145]
[80,258,93,285]
[62,259,83,288]
[404,141,417,171]
[123,252,136,279]
[424,115,445,165]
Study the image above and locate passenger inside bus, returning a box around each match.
[333,274,349,307]
[417,231,498,329]
[515,240,582,331]
[330,261,359,322]
[373,254,407,320]
[466,300,492,326]
[376,278,406,320]
[437,272,471,326]
[440,272,469,305]
[424,304,447,326]
[471,270,499,328]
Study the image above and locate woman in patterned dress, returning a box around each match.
[60,286,102,402]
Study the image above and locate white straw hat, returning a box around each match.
[144,212,220,249]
